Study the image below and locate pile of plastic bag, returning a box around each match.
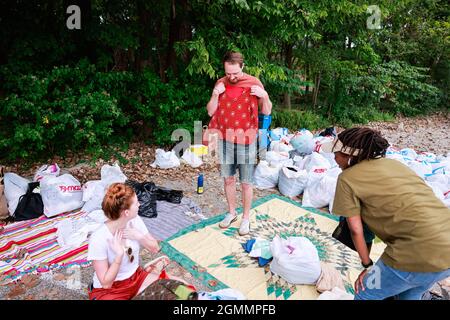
[386,147,450,207]
[2,163,128,219]
[254,127,450,209]
[254,127,340,211]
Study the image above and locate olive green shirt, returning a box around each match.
[333,158,450,272]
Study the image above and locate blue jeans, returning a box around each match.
[355,259,450,300]
[219,139,257,184]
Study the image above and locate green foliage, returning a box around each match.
[0,61,130,161]
[0,0,448,162]
[271,109,331,131]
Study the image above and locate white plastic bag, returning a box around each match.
[269,128,288,141]
[303,167,341,209]
[151,149,181,169]
[34,163,60,182]
[317,287,354,300]
[40,174,84,217]
[278,167,308,197]
[56,215,104,248]
[270,235,321,285]
[101,163,127,184]
[407,160,433,179]
[181,149,203,168]
[81,180,105,213]
[269,140,293,153]
[253,161,281,189]
[265,151,293,168]
[293,156,307,170]
[3,173,30,215]
[290,129,314,155]
[312,135,334,153]
[400,148,417,161]
[416,152,437,163]
[304,152,331,172]
[81,164,127,213]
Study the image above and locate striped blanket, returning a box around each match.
[0,210,91,284]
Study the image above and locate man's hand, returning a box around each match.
[213,83,225,96]
[354,269,369,294]
[250,85,268,99]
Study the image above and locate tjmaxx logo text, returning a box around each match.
[59,185,82,192]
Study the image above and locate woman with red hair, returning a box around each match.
[87,182,168,300]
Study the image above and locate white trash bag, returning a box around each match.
[81,180,106,213]
[34,163,60,182]
[40,174,84,217]
[269,140,293,153]
[82,164,128,213]
[269,128,289,141]
[57,215,104,249]
[407,160,433,179]
[278,167,308,197]
[151,149,181,169]
[290,129,314,155]
[265,151,293,168]
[400,148,417,161]
[3,173,30,215]
[270,235,321,285]
[253,161,281,189]
[181,149,203,168]
[317,287,354,300]
[101,163,127,184]
[304,152,331,172]
[303,167,341,209]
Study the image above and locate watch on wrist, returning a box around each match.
[362,259,374,269]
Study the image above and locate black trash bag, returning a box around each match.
[319,127,337,137]
[14,182,44,221]
[154,187,183,204]
[125,180,157,218]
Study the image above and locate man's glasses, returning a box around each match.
[125,246,134,263]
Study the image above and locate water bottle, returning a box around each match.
[197,173,204,194]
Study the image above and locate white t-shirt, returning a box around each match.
[87,216,149,289]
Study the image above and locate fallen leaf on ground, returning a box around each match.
[7,285,26,299]
[53,273,66,281]
[20,274,41,288]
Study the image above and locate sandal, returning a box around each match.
[144,255,170,274]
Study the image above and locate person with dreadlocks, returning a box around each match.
[322,127,450,300]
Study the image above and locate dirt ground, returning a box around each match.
[1,112,449,300]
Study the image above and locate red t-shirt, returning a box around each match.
[209,86,258,145]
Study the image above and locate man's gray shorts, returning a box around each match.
[218,139,257,184]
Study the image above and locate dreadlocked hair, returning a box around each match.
[337,127,389,165]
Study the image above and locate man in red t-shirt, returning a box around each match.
[206,51,272,236]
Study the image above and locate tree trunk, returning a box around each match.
[165,0,192,79]
[313,72,321,108]
[283,43,294,109]
[135,0,152,72]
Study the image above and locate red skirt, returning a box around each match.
[89,266,149,300]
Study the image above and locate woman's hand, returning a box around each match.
[354,269,368,294]
[108,230,124,258]
[123,221,145,242]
